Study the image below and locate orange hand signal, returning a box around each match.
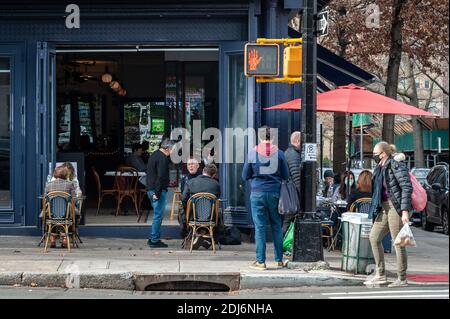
[248,49,262,71]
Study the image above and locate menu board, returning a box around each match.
[124,101,165,154]
[78,99,94,143]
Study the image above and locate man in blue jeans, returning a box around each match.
[146,138,175,248]
[242,126,289,270]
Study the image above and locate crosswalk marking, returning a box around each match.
[329,294,449,299]
[323,289,449,296]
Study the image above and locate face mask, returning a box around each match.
[373,153,382,164]
[345,178,354,186]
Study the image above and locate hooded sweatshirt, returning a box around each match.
[242,141,289,193]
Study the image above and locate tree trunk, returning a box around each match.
[333,113,347,174]
[382,0,406,143]
[406,57,425,167]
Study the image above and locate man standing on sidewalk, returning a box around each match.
[147,138,175,248]
[283,131,302,234]
[242,126,289,270]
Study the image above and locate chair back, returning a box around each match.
[349,197,372,214]
[44,191,73,220]
[186,192,218,225]
[92,166,102,194]
[115,166,139,193]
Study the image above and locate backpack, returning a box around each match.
[409,172,427,212]
[278,180,300,215]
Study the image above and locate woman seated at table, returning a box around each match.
[332,171,356,202]
[44,165,77,248]
[346,170,373,210]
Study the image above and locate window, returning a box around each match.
[415,81,420,89]
[424,80,430,89]
[0,58,11,208]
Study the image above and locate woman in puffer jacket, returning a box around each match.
[365,142,413,288]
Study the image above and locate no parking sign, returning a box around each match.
[303,143,317,162]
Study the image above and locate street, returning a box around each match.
[0,284,447,299]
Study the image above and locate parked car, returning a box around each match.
[422,163,449,235]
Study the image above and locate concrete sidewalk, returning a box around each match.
[0,227,448,291]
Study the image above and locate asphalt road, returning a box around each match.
[0,284,448,299]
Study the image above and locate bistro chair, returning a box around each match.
[185,192,219,253]
[92,166,118,216]
[170,189,182,220]
[42,191,75,253]
[115,166,140,217]
[348,197,372,214]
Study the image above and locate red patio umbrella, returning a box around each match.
[265,84,437,202]
[264,84,436,117]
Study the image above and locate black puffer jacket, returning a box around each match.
[284,144,301,195]
[378,156,413,215]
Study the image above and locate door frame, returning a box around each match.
[0,44,25,224]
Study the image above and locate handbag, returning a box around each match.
[278,179,300,215]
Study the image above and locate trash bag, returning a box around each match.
[283,222,295,253]
[217,226,241,245]
[394,223,417,247]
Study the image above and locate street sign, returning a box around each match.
[316,11,328,37]
[303,143,318,161]
[244,43,280,77]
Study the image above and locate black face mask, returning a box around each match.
[373,154,382,164]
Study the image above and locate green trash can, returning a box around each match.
[340,213,375,274]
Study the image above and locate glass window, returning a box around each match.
[227,54,247,207]
[424,80,430,89]
[0,58,11,208]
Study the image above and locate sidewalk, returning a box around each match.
[0,227,448,291]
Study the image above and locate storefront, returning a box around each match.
[0,0,372,237]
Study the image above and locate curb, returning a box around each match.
[0,270,366,291]
[240,271,365,289]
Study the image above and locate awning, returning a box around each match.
[288,26,376,91]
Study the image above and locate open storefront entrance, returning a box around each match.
[54,46,219,226]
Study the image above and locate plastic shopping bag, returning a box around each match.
[394,223,417,247]
[283,222,295,253]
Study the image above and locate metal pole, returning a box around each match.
[293,0,323,263]
[320,123,323,184]
[360,117,363,168]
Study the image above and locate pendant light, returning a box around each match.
[101,66,112,83]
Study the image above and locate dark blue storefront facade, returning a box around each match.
[0,0,371,237]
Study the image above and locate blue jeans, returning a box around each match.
[250,192,283,264]
[147,190,167,243]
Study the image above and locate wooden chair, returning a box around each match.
[170,189,182,220]
[92,166,118,216]
[115,166,140,216]
[42,191,75,253]
[185,192,219,253]
[321,222,334,250]
[348,197,372,214]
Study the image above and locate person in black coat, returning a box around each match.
[283,131,302,235]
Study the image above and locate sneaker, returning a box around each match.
[274,261,285,269]
[388,279,408,288]
[364,274,388,286]
[147,240,168,248]
[249,261,267,271]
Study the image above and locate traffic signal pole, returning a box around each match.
[292,0,324,262]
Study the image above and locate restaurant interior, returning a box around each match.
[54,48,219,226]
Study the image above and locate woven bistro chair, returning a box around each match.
[43,191,75,253]
[348,197,372,214]
[185,192,219,253]
[115,166,140,216]
[92,166,118,215]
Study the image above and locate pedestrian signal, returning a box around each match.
[244,43,279,77]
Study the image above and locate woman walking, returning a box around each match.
[365,142,413,288]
